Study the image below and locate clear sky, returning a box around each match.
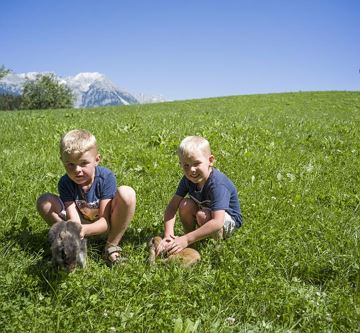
[1,0,359,101]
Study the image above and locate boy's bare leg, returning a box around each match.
[178,198,198,233]
[36,193,64,225]
[81,219,108,236]
[196,209,223,240]
[106,186,136,261]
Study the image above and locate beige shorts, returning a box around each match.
[223,212,238,239]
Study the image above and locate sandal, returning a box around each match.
[103,245,128,267]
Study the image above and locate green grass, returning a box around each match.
[1,91,359,332]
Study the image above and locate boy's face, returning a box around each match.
[61,148,100,187]
[179,150,214,188]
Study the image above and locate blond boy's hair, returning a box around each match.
[60,129,97,157]
[178,136,211,158]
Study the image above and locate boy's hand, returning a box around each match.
[79,224,85,239]
[167,235,189,255]
[156,235,175,256]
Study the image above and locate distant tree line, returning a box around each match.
[0,66,74,111]
[0,95,23,110]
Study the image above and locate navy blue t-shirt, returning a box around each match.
[175,168,242,227]
[58,166,117,221]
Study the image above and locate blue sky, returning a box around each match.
[1,0,359,101]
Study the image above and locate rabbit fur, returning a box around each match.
[48,220,87,272]
[148,236,200,267]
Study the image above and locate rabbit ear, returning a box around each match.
[66,221,81,236]
[48,229,56,243]
[153,236,162,248]
[48,221,65,243]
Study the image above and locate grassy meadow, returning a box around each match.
[1,91,359,332]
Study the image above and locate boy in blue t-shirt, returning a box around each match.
[157,136,242,255]
[37,129,136,266]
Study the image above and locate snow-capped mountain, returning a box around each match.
[0,72,165,108]
[134,92,167,104]
[61,72,139,107]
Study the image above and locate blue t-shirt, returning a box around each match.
[175,168,242,227]
[58,166,117,221]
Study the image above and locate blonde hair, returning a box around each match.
[60,129,97,157]
[177,136,211,158]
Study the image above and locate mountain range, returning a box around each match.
[0,72,166,108]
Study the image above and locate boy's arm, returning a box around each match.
[156,195,183,255]
[163,195,183,238]
[187,210,224,243]
[167,210,225,255]
[64,201,82,223]
[81,198,112,237]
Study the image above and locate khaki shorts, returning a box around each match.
[223,212,238,239]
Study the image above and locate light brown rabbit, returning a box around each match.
[148,236,200,268]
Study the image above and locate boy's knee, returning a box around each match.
[196,209,211,225]
[36,192,55,210]
[116,186,136,207]
[179,198,197,215]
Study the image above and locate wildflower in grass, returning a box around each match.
[304,162,314,173]
[251,175,256,184]
[287,173,296,182]
[225,317,236,325]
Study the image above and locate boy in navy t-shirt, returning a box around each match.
[157,136,242,255]
[36,129,136,266]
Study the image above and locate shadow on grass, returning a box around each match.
[3,216,163,293]
[5,216,226,292]
[282,260,359,291]
[2,217,69,293]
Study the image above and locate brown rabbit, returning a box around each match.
[48,220,87,272]
[148,236,200,267]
